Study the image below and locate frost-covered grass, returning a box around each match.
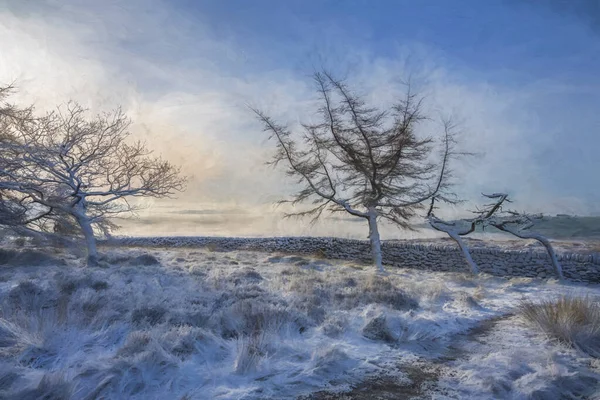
[0,245,599,399]
[519,295,600,358]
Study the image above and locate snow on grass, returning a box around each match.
[0,245,598,399]
[519,295,600,358]
[431,315,600,399]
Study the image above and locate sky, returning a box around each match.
[0,0,599,238]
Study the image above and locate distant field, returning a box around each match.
[115,212,600,242]
[462,216,600,241]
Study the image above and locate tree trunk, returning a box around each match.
[367,208,384,273]
[447,230,479,275]
[536,235,564,280]
[498,227,564,280]
[76,215,98,266]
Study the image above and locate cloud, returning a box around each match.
[1,0,598,238]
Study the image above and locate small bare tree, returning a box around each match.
[489,209,564,280]
[426,193,507,275]
[428,192,565,280]
[473,193,564,280]
[1,100,186,265]
[254,71,457,272]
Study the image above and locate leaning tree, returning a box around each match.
[254,71,457,272]
[0,98,186,265]
[488,206,564,280]
[426,193,507,275]
[428,193,565,280]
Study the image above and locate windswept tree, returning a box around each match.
[0,96,186,265]
[427,193,507,275]
[254,71,458,272]
[428,193,565,280]
[488,205,565,280]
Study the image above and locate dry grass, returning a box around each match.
[283,272,418,312]
[519,295,600,357]
[3,245,599,398]
[234,334,267,374]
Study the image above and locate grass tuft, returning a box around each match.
[519,295,600,357]
[234,334,267,374]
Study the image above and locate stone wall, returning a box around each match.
[106,236,600,283]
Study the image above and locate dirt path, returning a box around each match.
[299,313,514,400]
[428,314,600,399]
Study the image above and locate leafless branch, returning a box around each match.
[0,86,187,264]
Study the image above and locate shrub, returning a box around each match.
[519,295,600,357]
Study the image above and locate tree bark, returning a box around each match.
[427,217,480,275]
[367,208,384,273]
[536,235,564,280]
[446,230,479,275]
[75,214,98,266]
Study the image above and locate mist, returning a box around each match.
[2,0,599,237]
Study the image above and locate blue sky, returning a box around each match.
[123,0,600,211]
[174,0,599,80]
[211,0,600,209]
[156,0,599,83]
[1,0,599,235]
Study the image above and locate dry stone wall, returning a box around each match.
[107,236,600,283]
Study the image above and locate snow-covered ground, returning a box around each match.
[0,245,599,399]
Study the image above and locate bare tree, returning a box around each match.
[1,99,186,265]
[428,192,565,280]
[0,85,43,228]
[489,208,565,280]
[426,193,507,275]
[470,193,564,280]
[254,71,458,272]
